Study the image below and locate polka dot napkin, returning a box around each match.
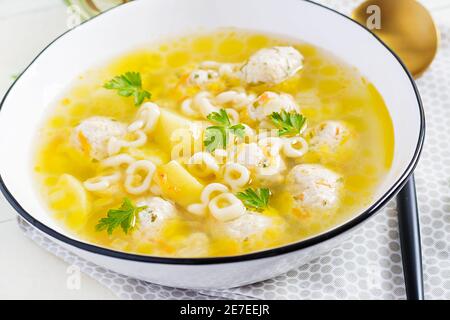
[18,0,450,300]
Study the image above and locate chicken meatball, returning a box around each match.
[232,142,286,185]
[241,46,304,85]
[286,164,342,212]
[135,197,178,238]
[308,121,350,151]
[233,143,266,169]
[223,211,273,241]
[70,117,126,160]
[177,233,210,257]
[188,69,219,86]
[248,91,300,122]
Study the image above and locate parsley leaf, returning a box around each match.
[229,124,246,139]
[236,188,271,212]
[269,110,307,137]
[104,72,151,106]
[204,126,227,152]
[204,109,246,152]
[207,109,231,126]
[95,198,147,235]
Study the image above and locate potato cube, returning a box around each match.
[155,160,204,206]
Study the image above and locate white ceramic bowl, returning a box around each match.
[0,0,424,289]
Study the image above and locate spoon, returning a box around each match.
[353,0,439,77]
[352,0,440,300]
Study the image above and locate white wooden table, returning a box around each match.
[0,0,116,300]
[0,0,449,300]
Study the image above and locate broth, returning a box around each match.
[34,30,394,257]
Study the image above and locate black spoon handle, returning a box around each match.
[396,175,424,300]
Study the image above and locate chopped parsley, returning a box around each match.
[104,72,151,106]
[269,110,307,137]
[95,198,147,235]
[236,188,271,212]
[204,109,245,152]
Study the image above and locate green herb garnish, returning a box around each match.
[269,110,307,137]
[236,188,271,212]
[104,72,151,106]
[204,109,245,152]
[95,198,147,235]
[204,126,228,152]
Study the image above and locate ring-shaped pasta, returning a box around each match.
[107,136,123,156]
[84,172,121,192]
[223,163,250,190]
[188,152,220,178]
[208,193,246,222]
[180,98,200,118]
[201,183,229,204]
[107,130,147,155]
[282,136,309,158]
[101,154,136,168]
[258,136,283,157]
[124,160,156,195]
[140,103,161,132]
[187,203,208,217]
[128,103,160,133]
[239,124,257,144]
[218,64,237,77]
[121,130,148,148]
[212,148,228,164]
[128,120,144,132]
[246,103,258,121]
[215,91,253,110]
[194,92,219,118]
[199,61,239,78]
[257,155,285,177]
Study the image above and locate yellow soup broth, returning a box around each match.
[34,30,394,257]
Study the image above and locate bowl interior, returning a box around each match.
[0,0,422,253]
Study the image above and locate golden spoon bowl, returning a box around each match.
[352,0,439,78]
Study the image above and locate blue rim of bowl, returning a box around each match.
[0,0,425,265]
